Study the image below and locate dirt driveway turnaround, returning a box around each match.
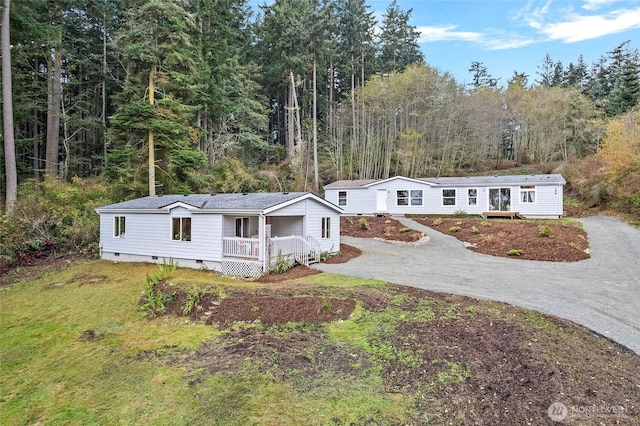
[315,215,640,355]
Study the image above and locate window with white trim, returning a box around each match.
[172,217,191,241]
[442,189,456,206]
[322,217,331,239]
[114,216,126,238]
[468,189,477,206]
[397,189,424,206]
[338,191,347,207]
[520,185,536,203]
[235,217,249,237]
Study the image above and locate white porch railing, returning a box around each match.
[222,237,260,259]
[269,235,321,267]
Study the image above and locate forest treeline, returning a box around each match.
[1,0,639,224]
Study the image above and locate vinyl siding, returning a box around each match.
[100,207,223,262]
[325,188,376,215]
[270,216,303,236]
[298,199,341,253]
[325,180,564,217]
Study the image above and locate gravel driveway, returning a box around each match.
[315,215,640,355]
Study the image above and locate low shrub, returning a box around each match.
[507,249,524,256]
[0,177,111,259]
[358,218,370,230]
[539,225,553,237]
[270,251,292,274]
[470,226,480,234]
[449,226,461,233]
[431,217,443,226]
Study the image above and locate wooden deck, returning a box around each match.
[482,211,526,219]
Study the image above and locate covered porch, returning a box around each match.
[220,214,321,277]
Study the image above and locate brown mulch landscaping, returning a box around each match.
[340,215,426,242]
[419,217,591,262]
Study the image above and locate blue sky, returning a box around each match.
[248,0,640,86]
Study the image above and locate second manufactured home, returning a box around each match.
[324,174,565,218]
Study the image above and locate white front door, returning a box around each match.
[376,189,388,211]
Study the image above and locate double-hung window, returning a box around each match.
[442,189,456,206]
[172,217,191,241]
[410,190,423,206]
[468,189,478,206]
[338,191,347,207]
[396,190,409,206]
[114,216,126,238]
[520,186,536,203]
[322,217,331,239]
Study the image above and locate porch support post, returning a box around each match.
[259,213,266,273]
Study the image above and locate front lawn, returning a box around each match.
[1,260,638,424]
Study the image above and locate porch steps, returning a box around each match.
[482,211,526,219]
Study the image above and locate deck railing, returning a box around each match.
[223,235,322,267]
[270,235,321,266]
[222,237,260,259]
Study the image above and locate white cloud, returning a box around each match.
[540,7,640,42]
[484,37,536,50]
[582,0,624,11]
[417,24,534,51]
[416,25,483,43]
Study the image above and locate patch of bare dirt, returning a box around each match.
[205,296,355,326]
[255,265,322,283]
[0,252,91,287]
[152,282,640,424]
[341,216,426,242]
[419,218,591,262]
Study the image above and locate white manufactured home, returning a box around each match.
[96,192,341,277]
[324,174,565,218]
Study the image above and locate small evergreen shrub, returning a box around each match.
[449,226,461,233]
[358,218,370,230]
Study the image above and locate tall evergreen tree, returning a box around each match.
[607,59,640,116]
[468,61,498,89]
[377,0,423,74]
[107,0,205,197]
[536,53,556,87]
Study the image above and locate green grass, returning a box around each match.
[0,261,409,425]
[3,259,637,425]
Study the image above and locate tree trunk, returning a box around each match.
[148,65,156,196]
[312,56,319,192]
[102,7,107,167]
[45,28,62,176]
[2,0,17,212]
[286,72,295,159]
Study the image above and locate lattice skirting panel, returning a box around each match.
[221,260,264,278]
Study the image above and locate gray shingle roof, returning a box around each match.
[324,174,565,188]
[97,192,311,211]
[418,174,566,186]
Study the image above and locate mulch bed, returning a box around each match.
[419,218,590,262]
[340,216,426,242]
